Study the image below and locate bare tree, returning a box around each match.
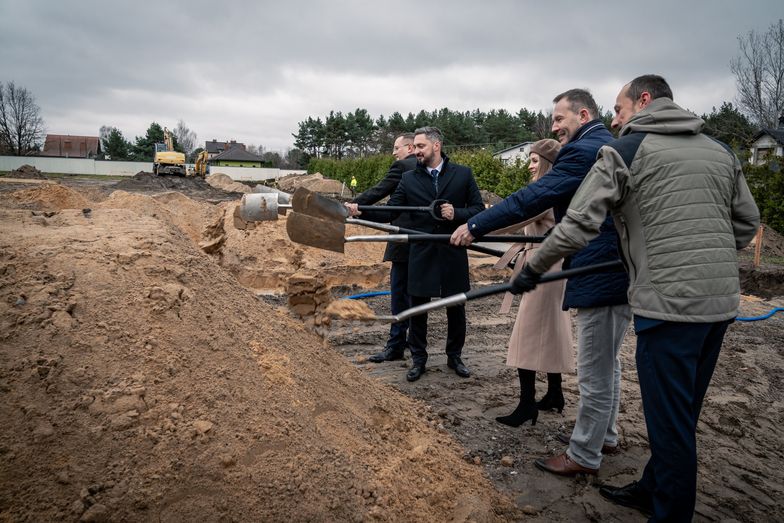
[730,19,784,128]
[532,111,553,140]
[172,119,197,154]
[0,81,46,156]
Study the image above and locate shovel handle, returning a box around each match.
[377,260,625,323]
[346,234,545,243]
[356,199,449,221]
[345,218,513,264]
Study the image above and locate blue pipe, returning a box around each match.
[343,290,391,300]
[736,307,784,322]
[342,292,782,321]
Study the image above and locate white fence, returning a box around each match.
[0,156,305,181]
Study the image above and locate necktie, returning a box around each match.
[431,169,439,192]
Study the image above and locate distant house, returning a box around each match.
[493,141,535,165]
[210,146,264,168]
[750,115,784,165]
[205,139,246,160]
[41,134,101,158]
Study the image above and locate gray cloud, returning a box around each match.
[1,0,781,151]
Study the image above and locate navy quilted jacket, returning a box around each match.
[467,120,628,309]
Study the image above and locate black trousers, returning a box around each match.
[385,261,411,351]
[635,318,731,522]
[407,295,466,366]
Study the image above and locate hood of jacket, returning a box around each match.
[620,97,704,137]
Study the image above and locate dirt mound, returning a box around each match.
[276,172,345,195]
[750,224,784,258]
[205,173,253,194]
[112,172,244,201]
[201,202,390,293]
[739,262,784,298]
[95,190,222,245]
[8,183,91,210]
[0,206,517,521]
[6,164,46,179]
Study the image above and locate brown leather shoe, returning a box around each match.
[534,452,598,476]
[556,433,620,455]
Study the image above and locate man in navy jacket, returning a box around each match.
[346,133,418,364]
[452,89,630,476]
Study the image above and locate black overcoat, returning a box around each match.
[352,154,418,263]
[386,154,484,297]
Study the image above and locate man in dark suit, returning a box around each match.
[357,126,484,382]
[345,133,418,363]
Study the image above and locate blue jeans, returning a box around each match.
[567,304,632,469]
[635,317,731,522]
[386,261,411,351]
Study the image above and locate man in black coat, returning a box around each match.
[345,133,418,363]
[354,126,484,382]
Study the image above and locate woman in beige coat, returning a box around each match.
[495,139,573,427]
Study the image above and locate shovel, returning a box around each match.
[286,211,544,255]
[346,218,520,265]
[292,186,449,221]
[373,260,625,323]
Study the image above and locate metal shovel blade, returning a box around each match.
[292,187,349,221]
[285,211,346,253]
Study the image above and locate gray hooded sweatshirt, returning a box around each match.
[528,98,760,323]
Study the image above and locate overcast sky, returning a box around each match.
[1,0,781,153]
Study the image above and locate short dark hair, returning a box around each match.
[414,126,443,144]
[395,132,415,143]
[627,74,673,101]
[552,89,599,120]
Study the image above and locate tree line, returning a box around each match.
[293,107,557,160]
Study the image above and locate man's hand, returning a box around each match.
[450,223,475,246]
[440,202,454,221]
[511,265,541,295]
[344,203,361,217]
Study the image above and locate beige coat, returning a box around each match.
[493,211,573,372]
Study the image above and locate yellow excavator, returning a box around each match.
[153,127,186,176]
[191,150,209,178]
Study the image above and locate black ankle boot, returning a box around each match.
[536,390,565,413]
[495,401,538,427]
[537,373,565,413]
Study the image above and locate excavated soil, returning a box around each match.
[1,173,783,522]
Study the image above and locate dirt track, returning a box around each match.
[1,173,783,521]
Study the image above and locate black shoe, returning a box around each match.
[406,365,426,382]
[536,390,565,413]
[599,481,653,517]
[447,357,470,378]
[495,401,538,427]
[368,346,405,363]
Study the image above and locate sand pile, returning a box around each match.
[8,183,91,210]
[94,190,222,246]
[0,201,518,521]
[205,173,253,194]
[201,201,390,292]
[277,172,345,195]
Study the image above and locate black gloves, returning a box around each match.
[511,265,541,295]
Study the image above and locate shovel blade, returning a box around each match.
[292,187,349,221]
[285,211,346,253]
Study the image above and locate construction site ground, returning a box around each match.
[1,170,783,522]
